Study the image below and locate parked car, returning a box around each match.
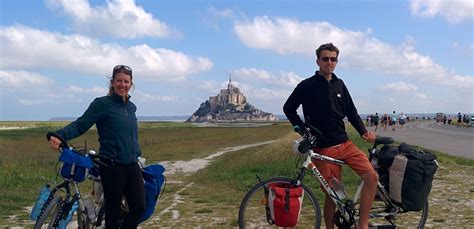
[435,113,444,123]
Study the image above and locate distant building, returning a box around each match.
[187,77,278,122]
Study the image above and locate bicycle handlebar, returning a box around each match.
[46,131,69,149]
[46,131,114,167]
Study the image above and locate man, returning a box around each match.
[390,110,397,131]
[372,112,380,132]
[283,43,377,229]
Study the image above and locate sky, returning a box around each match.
[0,0,473,121]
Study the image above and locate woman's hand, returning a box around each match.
[49,136,62,150]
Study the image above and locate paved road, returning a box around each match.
[366,121,474,159]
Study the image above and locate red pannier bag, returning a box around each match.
[266,183,304,227]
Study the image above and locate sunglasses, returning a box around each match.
[113,65,132,75]
[320,57,338,62]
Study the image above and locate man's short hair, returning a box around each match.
[315,43,340,59]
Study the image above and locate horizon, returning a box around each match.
[1,0,473,121]
[1,112,470,122]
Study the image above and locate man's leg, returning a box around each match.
[358,170,378,228]
[323,194,336,229]
[341,141,379,228]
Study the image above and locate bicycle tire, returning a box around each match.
[34,196,63,229]
[77,207,92,229]
[238,177,321,228]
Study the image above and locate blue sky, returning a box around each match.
[0,0,473,121]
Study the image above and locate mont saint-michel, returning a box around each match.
[187,78,278,122]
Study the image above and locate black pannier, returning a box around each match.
[371,145,400,190]
[389,143,438,211]
[372,143,438,211]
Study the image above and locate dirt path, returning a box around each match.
[144,140,276,225]
[159,140,276,175]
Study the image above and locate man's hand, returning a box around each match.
[362,131,376,143]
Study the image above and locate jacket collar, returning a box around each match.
[313,71,339,82]
[111,93,131,104]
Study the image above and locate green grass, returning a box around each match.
[186,124,474,225]
[1,121,472,226]
[0,121,290,222]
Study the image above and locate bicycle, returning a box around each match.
[238,124,429,228]
[33,133,118,229]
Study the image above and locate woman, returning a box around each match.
[48,65,145,228]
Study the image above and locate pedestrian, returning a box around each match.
[283,43,377,229]
[382,113,389,131]
[372,112,380,132]
[47,65,145,228]
[390,110,397,131]
[399,112,407,130]
[457,112,462,127]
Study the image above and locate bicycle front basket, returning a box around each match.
[59,148,94,182]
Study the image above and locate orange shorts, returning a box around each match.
[312,140,374,183]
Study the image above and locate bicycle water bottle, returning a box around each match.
[83,197,97,221]
[329,177,347,200]
[30,184,51,220]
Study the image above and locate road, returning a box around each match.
[366,121,474,159]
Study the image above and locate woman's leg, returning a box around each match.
[121,163,146,228]
[100,164,126,228]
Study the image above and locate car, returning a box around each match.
[435,113,444,123]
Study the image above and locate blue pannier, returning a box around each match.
[138,164,165,223]
[59,148,94,182]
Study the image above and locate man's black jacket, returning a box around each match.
[283,71,367,148]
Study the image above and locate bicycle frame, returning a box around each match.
[296,145,403,225]
[298,150,354,222]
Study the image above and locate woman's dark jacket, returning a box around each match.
[55,93,141,164]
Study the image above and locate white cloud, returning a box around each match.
[0,25,213,81]
[233,16,473,93]
[132,90,179,102]
[208,5,234,18]
[46,0,179,39]
[0,70,54,88]
[380,82,418,93]
[202,5,236,30]
[67,85,108,95]
[0,69,180,109]
[410,0,474,24]
[231,68,303,89]
[414,93,431,100]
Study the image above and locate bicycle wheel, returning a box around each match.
[34,196,63,229]
[77,207,92,229]
[366,198,429,228]
[238,177,321,228]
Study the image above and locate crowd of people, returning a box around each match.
[366,111,472,131]
[441,112,472,127]
[365,111,407,131]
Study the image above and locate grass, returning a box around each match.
[179,124,474,227]
[1,121,472,227]
[0,121,290,223]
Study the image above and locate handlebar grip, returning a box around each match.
[46,132,68,149]
[293,125,305,136]
[374,136,394,145]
